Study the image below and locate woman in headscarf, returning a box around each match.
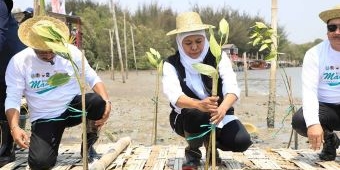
[162,11,252,168]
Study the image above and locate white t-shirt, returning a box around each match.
[302,40,340,127]
[5,44,102,122]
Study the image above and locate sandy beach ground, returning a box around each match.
[58,70,309,150]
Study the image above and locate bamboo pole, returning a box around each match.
[123,12,128,79]
[108,29,115,80]
[90,137,131,170]
[130,24,138,74]
[110,0,125,83]
[81,51,88,169]
[243,52,248,97]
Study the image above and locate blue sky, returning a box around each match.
[13,0,340,44]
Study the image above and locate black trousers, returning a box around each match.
[169,108,252,152]
[292,102,340,137]
[0,84,7,120]
[28,93,106,170]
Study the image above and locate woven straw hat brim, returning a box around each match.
[242,122,257,134]
[166,11,215,36]
[319,5,340,23]
[166,24,215,36]
[18,16,69,51]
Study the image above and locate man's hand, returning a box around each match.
[307,124,324,150]
[11,126,30,149]
[95,101,111,129]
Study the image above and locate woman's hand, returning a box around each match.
[209,107,226,125]
[197,96,219,113]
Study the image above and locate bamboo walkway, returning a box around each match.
[2,139,340,170]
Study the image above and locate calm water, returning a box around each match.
[236,67,302,99]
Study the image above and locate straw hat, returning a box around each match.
[18,16,69,51]
[242,122,258,134]
[166,12,215,36]
[319,5,340,23]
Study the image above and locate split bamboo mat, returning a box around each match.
[2,137,340,170]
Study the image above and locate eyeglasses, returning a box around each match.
[327,24,340,32]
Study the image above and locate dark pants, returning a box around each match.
[292,103,340,137]
[0,84,7,121]
[170,108,252,152]
[28,93,106,170]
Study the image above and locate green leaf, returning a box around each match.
[249,33,258,39]
[47,73,71,87]
[50,25,68,41]
[263,39,273,44]
[252,37,261,46]
[265,51,278,61]
[44,42,69,53]
[255,22,268,29]
[192,63,217,77]
[219,18,229,35]
[146,52,158,67]
[259,44,269,51]
[32,24,59,41]
[209,30,221,59]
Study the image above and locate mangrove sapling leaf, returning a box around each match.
[150,48,161,60]
[192,63,218,79]
[146,52,158,67]
[219,18,229,46]
[44,41,69,53]
[209,28,221,63]
[47,73,71,87]
[32,23,59,41]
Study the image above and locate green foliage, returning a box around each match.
[249,22,278,60]
[145,48,164,74]
[56,0,313,71]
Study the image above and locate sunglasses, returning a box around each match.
[327,24,340,32]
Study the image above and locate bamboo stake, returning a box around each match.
[123,12,128,79]
[243,52,248,97]
[108,29,115,80]
[130,24,138,74]
[81,51,88,169]
[110,0,125,83]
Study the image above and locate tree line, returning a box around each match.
[22,0,322,70]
